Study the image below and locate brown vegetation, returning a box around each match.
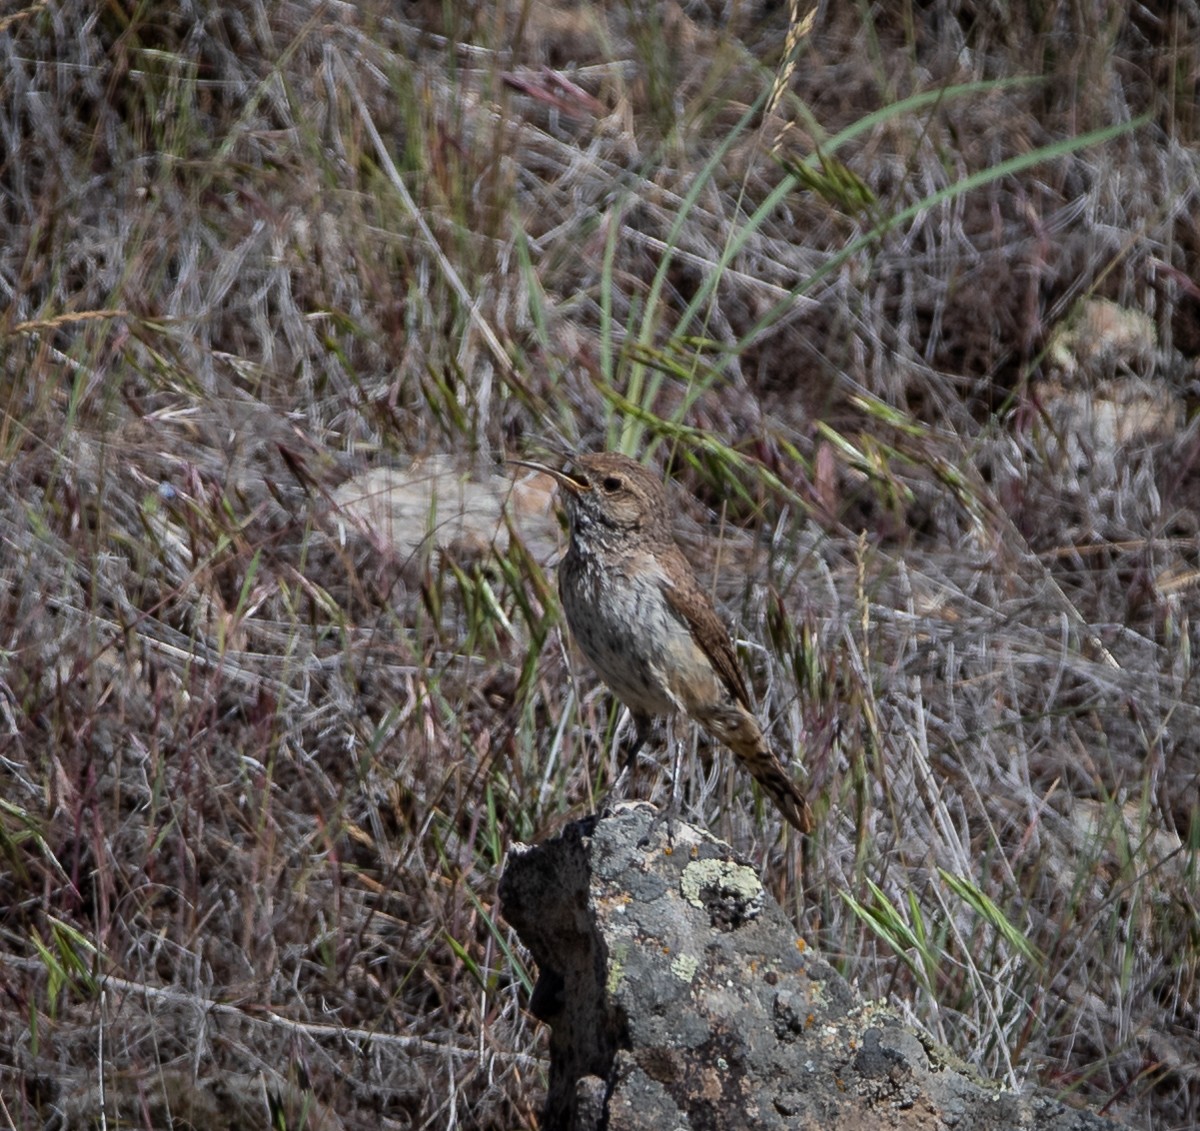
[1,1,1198,1127]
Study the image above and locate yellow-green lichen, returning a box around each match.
[680,858,762,908]
[670,952,699,983]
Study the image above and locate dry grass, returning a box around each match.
[1,0,1199,1127]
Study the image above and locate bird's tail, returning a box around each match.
[698,704,814,833]
[736,741,814,833]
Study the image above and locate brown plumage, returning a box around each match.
[513,451,812,833]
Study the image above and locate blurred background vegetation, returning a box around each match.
[1,1,1198,1127]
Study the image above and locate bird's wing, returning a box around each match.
[659,549,753,709]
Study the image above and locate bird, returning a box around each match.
[512,451,813,833]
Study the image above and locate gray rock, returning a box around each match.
[498,804,1129,1131]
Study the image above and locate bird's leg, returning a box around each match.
[598,710,652,817]
[620,712,653,780]
[639,716,678,849]
[666,715,682,837]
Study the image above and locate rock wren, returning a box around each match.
[513,451,813,833]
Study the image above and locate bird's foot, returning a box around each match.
[637,801,676,851]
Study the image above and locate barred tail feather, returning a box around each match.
[740,748,814,833]
[697,703,813,833]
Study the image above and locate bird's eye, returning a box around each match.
[601,476,622,492]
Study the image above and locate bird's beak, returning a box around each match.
[507,458,590,494]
